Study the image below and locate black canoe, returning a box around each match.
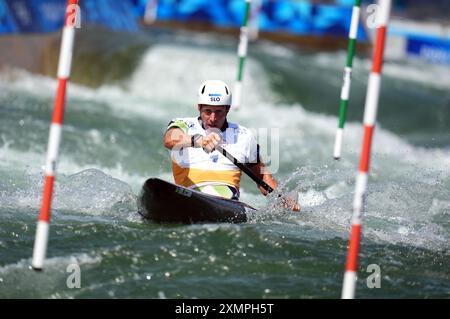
[138,178,256,224]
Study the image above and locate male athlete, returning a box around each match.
[163,80,299,210]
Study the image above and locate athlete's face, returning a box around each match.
[198,105,230,130]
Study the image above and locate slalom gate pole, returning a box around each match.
[144,0,158,24]
[233,0,251,109]
[248,0,262,41]
[333,0,362,160]
[341,0,391,299]
[32,0,80,271]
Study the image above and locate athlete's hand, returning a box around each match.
[279,195,301,212]
[199,132,221,153]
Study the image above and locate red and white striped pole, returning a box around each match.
[341,0,391,299]
[32,0,80,271]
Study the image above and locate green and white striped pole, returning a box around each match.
[333,0,362,160]
[233,0,251,109]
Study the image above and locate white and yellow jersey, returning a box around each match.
[167,117,259,199]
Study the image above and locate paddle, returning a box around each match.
[214,145,300,212]
[215,145,274,193]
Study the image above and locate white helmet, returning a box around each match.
[197,80,232,106]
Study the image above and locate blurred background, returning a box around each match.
[0,0,449,298]
[1,0,450,75]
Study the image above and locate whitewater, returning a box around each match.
[0,31,449,298]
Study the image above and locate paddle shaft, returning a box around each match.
[215,145,274,193]
[214,144,300,212]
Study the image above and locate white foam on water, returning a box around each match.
[0,253,102,298]
[1,41,449,251]
[0,148,139,185]
[383,60,450,90]
[0,253,102,274]
[298,189,327,207]
[313,49,450,90]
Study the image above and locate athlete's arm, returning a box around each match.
[249,161,278,196]
[163,127,192,150]
[250,160,300,211]
[163,127,221,153]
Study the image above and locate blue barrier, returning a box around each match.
[0,0,17,33]
[156,0,367,40]
[4,0,65,33]
[0,0,139,34]
[0,0,366,41]
[407,35,450,65]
